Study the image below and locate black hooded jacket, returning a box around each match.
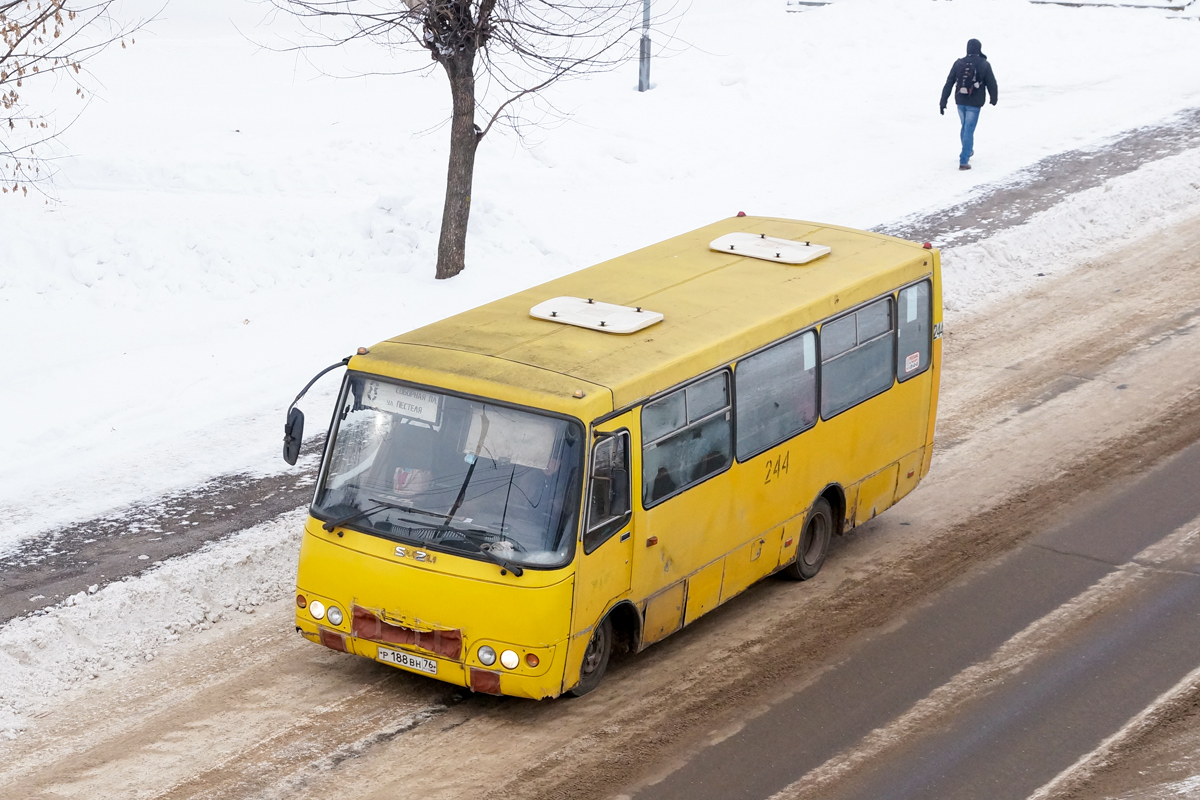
[940,39,998,110]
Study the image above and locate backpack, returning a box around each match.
[957,60,980,95]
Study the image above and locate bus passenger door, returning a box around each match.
[569,420,635,651]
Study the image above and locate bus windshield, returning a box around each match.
[313,374,585,568]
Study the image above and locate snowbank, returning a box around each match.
[0,508,305,739]
[942,146,1200,314]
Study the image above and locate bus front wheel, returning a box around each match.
[783,497,832,581]
[566,616,613,697]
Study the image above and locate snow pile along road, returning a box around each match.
[942,146,1200,314]
[0,508,306,739]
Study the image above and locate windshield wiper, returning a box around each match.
[385,503,451,521]
[446,411,490,523]
[432,526,524,577]
[322,499,410,532]
[322,498,524,576]
[476,544,524,577]
[323,498,458,533]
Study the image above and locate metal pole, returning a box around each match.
[638,0,651,92]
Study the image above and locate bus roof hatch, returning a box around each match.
[710,232,831,264]
[530,296,664,334]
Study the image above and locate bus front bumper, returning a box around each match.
[295,612,565,700]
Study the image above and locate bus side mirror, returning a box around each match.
[283,407,304,465]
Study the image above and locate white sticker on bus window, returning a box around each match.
[905,352,921,373]
[467,407,559,469]
[803,333,816,371]
[905,290,918,323]
[362,380,440,423]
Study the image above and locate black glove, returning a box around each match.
[939,105,945,115]
[990,99,997,106]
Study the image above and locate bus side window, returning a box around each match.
[820,297,895,419]
[896,281,932,381]
[734,330,817,461]
[642,372,732,507]
[584,432,631,553]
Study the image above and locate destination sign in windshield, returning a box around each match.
[361,380,441,423]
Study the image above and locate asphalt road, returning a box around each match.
[625,439,1200,800]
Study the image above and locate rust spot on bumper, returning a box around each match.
[469,667,501,695]
[351,605,463,660]
[319,627,347,652]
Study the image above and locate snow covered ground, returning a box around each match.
[6,140,1200,739]
[0,509,307,738]
[4,0,1200,748]
[2,0,1200,552]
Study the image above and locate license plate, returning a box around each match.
[376,645,438,675]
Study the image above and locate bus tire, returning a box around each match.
[566,616,613,697]
[783,497,832,581]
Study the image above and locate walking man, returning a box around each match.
[940,38,998,171]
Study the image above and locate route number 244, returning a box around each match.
[764,451,790,484]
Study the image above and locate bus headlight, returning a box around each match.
[500,649,520,670]
[478,645,497,666]
[326,605,343,626]
[309,600,326,621]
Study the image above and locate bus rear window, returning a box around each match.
[897,281,932,381]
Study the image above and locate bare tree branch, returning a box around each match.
[271,0,676,278]
[1,0,150,196]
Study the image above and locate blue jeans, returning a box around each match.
[957,105,980,166]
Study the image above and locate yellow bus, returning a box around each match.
[284,216,941,699]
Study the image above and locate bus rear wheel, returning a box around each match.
[783,497,832,581]
[566,616,613,697]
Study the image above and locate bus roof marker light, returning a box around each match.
[573,390,586,399]
[710,233,830,265]
[357,346,369,355]
[530,297,663,334]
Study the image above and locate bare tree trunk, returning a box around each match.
[435,53,480,280]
